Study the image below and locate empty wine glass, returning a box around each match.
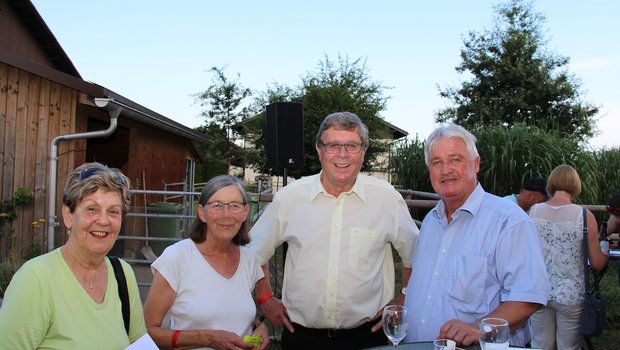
[433,339,456,350]
[382,305,408,348]
[478,317,510,350]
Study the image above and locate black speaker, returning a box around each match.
[265,102,305,169]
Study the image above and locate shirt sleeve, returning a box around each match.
[391,194,419,268]
[497,219,550,305]
[0,264,51,350]
[151,243,182,293]
[248,193,285,265]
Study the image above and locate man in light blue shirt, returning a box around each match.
[502,177,548,213]
[403,124,550,347]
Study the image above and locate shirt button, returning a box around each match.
[427,295,432,299]
[441,248,446,253]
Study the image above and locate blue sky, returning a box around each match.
[30,0,619,149]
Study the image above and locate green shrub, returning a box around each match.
[0,259,20,298]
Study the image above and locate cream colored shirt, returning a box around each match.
[249,173,418,329]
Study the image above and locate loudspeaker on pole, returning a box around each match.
[265,102,305,169]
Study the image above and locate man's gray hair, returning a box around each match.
[424,124,479,166]
[315,112,370,148]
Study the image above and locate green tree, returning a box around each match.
[239,55,392,178]
[193,66,252,180]
[436,0,598,142]
[389,136,430,192]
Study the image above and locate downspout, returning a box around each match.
[46,97,121,252]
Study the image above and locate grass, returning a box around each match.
[590,261,620,350]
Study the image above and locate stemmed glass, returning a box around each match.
[382,305,408,348]
[478,317,510,350]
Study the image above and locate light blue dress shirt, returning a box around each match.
[404,184,550,346]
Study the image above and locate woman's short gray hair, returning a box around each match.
[315,112,370,148]
[62,162,131,215]
[424,124,479,166]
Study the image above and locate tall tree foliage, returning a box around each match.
[436,0,598,142]
[195,66,252,139]
[239,55,392,178]
[193,66,252,181]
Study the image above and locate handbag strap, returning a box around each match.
[582,208,591,294]
[109,256,130,334]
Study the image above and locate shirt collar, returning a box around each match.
[433,182,484,221]
[310,171,366,202]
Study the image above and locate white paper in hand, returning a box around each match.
[124,333,159,350]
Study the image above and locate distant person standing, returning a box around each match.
[529,164,609,350]
[606,190,620,249]
[503,177,548,212]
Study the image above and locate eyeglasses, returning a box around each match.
[78,167,127,186]
[205,201,246,214]
[319,141,364,154]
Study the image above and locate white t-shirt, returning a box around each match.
[152,239,264,350]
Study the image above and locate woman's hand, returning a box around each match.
[207,330,255,350]
[252,323,271,350]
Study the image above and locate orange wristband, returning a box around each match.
[171,329,181,348]
[257,291,273,305]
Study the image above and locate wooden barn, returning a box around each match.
[0,0,210,259]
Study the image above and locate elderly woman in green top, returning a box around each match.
[0,162,146,349]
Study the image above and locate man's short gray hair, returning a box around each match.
[424,124,479,166]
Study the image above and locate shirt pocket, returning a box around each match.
[348,227,384,271]
[447,255,486,313]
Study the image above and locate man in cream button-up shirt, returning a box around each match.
[249,112,418,350]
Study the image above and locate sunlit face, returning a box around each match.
[316,127,366,196]
[197,185,250,242]
[427,137,480,207]
[62,189,123,256]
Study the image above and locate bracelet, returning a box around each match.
[257,291,274,305]
[171,329,181,348]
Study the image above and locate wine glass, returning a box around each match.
[433,339,456,350]
[382,305,408,348]
[478,317,510,350]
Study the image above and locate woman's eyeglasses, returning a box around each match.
[205,201,246,214]
[77,167,127,186]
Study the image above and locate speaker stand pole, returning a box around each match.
[281,167,288,298]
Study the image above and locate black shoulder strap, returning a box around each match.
[582,208,590,294]
[109,256,130,334]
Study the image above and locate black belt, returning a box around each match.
[292,320,375,338]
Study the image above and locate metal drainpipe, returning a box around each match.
[46,98,121,252]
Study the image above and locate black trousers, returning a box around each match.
[281,321,389,350]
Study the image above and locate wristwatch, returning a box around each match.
[401,287,407,296]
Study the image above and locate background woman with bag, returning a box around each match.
[528,164,609,350]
